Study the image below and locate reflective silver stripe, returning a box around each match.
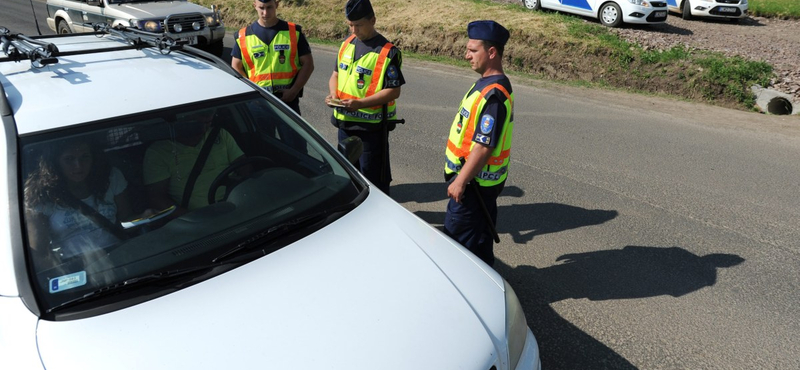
[261,84,292,93]
[445,158,507,179]
[334,108,396,121]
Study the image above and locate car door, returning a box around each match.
[79,0,114,32]
[547,0,598,18]
[48,0,86,33]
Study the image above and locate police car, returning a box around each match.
[0,25,540,370]
[46,0,225,55]
[667,0,748,22]
[523,0,669,27]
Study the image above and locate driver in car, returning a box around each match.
[143,109,247,218]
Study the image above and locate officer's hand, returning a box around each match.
[280,89,298,103]
[341,99,361,112]
[447,179,467,204]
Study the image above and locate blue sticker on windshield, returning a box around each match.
[480,114,494,134]
[49,271,87,293]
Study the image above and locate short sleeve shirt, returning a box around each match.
[469,75,511,149]
[143,129,244,210]
[334,33,405,89]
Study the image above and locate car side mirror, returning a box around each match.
[87,0,103,7]
[337,136,363,166]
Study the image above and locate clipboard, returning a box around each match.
[328,98,346,108]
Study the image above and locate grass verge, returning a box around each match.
[197,0,778,111]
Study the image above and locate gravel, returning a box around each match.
[494,2,800,103]
[613,15,800,103]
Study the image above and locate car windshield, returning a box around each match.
[20,93,363,317]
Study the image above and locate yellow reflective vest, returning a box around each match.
[444,81,514,187]
[334,34,398,126]
[236,23,300,93]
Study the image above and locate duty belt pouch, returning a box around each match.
[382,104,396,132]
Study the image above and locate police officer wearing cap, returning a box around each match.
[325,0,405,195]
[443,20,514,266]
[232,0,314,115]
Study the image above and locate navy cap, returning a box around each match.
[345,0,374,21]
[467,20,510,46]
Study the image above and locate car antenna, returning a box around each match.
[28,0,43,36]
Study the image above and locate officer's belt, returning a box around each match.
[445,157,507,178]
[335,108,396,121]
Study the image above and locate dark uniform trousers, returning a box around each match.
[338,128,391,195]
[444,180,505,266]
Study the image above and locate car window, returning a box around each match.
[20,93,363,317]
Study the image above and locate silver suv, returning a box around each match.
[46,0,224,55]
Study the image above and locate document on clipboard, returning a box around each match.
[328,98,346,108]
[121,205,176,229]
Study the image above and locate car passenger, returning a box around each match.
[23,138,144,263]
[143,109,246,218]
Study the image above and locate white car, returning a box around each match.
[667,0,748,22]
[0,26,541,370]
[46,0,225,55]
[523,0,669,27]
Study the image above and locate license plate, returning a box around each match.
[718,6,737,13]
[654,11,667,17]
[180,36,198,45]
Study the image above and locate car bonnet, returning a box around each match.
[106,1,214,20]
[36,189,508,369]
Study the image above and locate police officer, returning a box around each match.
[325,0,405,195]
[232,0,315,115]
[443,20,513,266]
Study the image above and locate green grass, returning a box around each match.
[749,0,800,19]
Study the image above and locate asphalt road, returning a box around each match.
[4,2,800,369]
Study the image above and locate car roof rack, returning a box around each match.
[0,23,189,68]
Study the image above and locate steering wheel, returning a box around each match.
[207,156,274,204]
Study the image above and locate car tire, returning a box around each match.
[599,3,623,27]
[523,0,541,10]
[57,20,71,34]
[681,0,693,20]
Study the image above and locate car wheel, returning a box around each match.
[599,3,623,27]
[522,0,541,10]
[681,0,693,20]
[57,20,71,34]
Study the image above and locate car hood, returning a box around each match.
[36,190,507,369]
[106,1,211,19]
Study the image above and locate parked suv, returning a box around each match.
[0,25,540,370]
[46,0,225,55]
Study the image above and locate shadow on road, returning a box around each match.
[393,182,617,243]
[496,246,744,369]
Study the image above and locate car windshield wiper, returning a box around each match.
[212,201,359,263]
[46,265,217,314]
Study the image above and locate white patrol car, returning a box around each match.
[667,0,748,22]
[0,25,541,370]
[523,0,669,27]
[46,0,225,55]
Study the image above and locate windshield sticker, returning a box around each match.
[49,271,87,293]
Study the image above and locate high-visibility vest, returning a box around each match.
[333,34,397,125]
[444,81,514,187]
[236,23,300,93]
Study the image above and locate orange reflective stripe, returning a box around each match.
[288,22,299,75]
[250,72,300,82]
[367,42,393,96]
[238,27,257,79]
[338,34,356,63]
[449,83,512,163]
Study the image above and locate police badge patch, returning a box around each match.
[480,114,494,134]
[387,65,398,79]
